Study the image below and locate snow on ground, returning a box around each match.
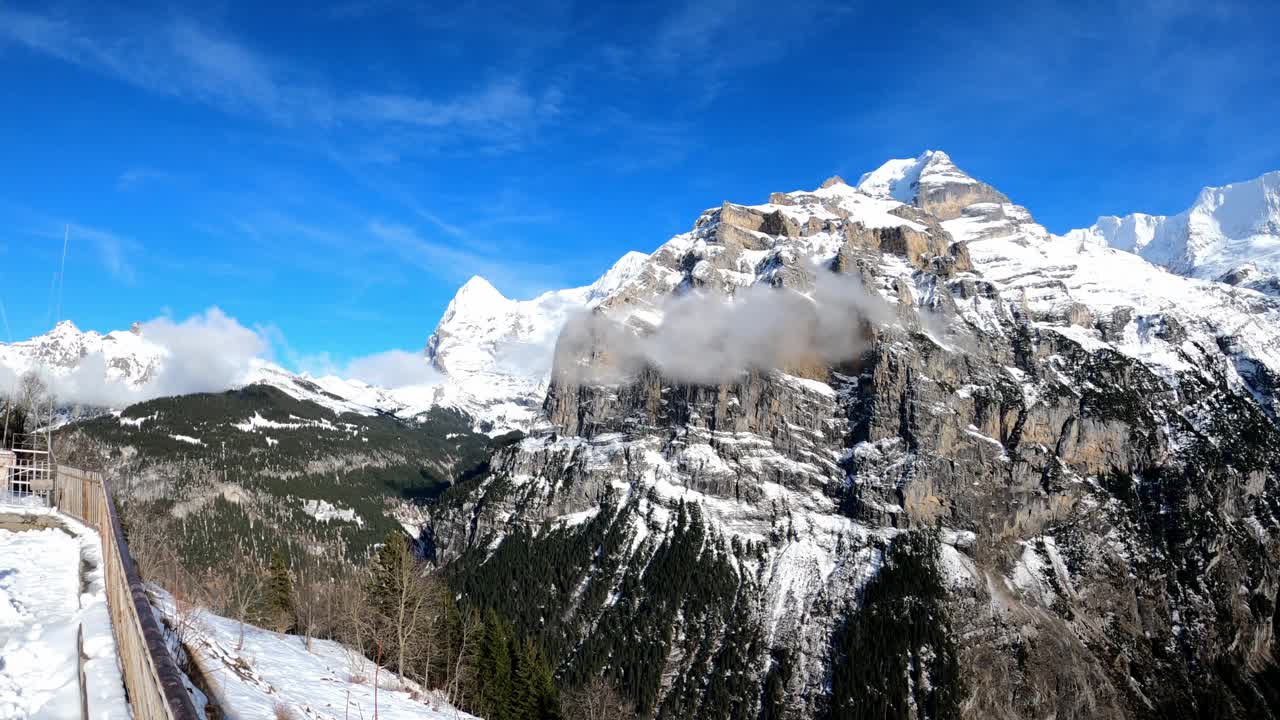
[300,499,363,526]
[0,506,129,719]
[150,591,477,720]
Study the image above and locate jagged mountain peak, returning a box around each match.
[584,250,650,305]
[855,150,1009,220]
[418,249,649,429]
[855,149,956,201]
[450,275,508,307]
[438,252,650,330]
[0,319,166,388]
[1062,167,1280,292]
[49,318,81,334]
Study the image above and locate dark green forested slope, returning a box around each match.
[56,384,506,574]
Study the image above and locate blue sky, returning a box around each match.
[1,0,1278,371]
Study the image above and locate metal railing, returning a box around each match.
[1,444,53,506]
[52,466,200,720]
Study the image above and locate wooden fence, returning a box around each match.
[52,466,200,720]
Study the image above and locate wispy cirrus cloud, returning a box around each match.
[0,10,310,124]
[356,79,561,131]
[116,167,178,191]
[24,219,139,286]
[366,219,566,298]
[67,223,138,285]
[647,0,849,99]
[0,7,558,145]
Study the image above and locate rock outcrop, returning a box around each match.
[430,154,1280,719]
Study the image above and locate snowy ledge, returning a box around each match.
[0,502,131,719]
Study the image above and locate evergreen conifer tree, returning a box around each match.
[513,639,560,719]
[367,530,409,615]
[265,548,295,632]
[479,609,514,720]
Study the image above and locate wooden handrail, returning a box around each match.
[53,466,200,720]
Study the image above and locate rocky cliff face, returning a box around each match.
[430,154,1280,719]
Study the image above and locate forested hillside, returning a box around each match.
[56,383,504,573]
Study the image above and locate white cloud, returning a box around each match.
[116,167,177,192]
[140,308,271,396]
[555,271,899,385]
[649,0,839,98]
[15,308,272,409]
[354,79,560,133]
[293,346,441,389]
[343,349,441,388]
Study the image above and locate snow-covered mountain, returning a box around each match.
[1063,169,1280,294]
[428,150,1280,718]
[26,149,1280,717]
[0,251,650,433]
[0,320,164,387]
[422,251,650,428]
[243,251,647,430]
[855,149,1011,218]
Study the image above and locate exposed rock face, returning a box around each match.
[430,156,1280,719]
[856,149,1011,220]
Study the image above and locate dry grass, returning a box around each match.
[273,701,296,720]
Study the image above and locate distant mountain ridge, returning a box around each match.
[422,250,649,429]
[7,159,1278,434]
[0,319,163,387]
[0,251,650,433]
[1062,169,1280,294]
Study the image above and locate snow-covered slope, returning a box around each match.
[857,149,982,203]
[149,590,476,720]
[856,149,1010,219]
[1063,170,1280,293]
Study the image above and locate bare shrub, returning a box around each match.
[563,676,636,720]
